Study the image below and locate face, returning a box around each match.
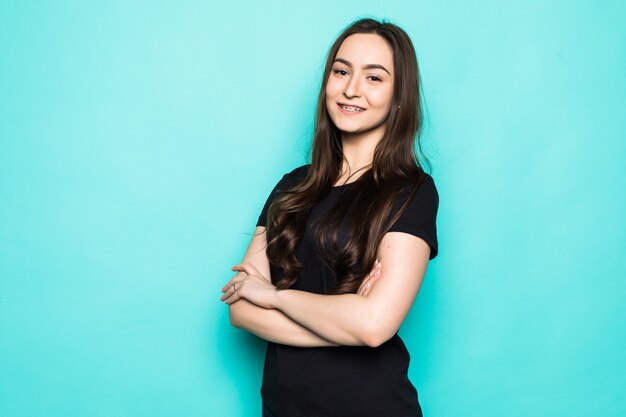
[325,33,395,138]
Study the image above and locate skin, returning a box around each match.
[222,33,431,348]
[325,33,395,183]
[223,227,383,348]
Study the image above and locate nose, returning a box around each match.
[343,73,361,98]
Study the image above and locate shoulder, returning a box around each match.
[256,164,309,227]
[286,163,310,180]
[395,171,438,207]
[280,163,310,187]
[415,172,438,201]
[387,171,440,259]
[411,172,438,212]
[388,171,439,235]
[415,171,436,189]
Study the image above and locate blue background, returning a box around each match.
[1,1,624,416]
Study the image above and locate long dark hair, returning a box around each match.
[263,17,431,294]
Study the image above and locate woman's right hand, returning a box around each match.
[357,259,382,296]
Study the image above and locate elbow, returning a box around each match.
[357,302,399,347]
[228,304,242,328]
[362,333,389,348]
[361,321,396,348]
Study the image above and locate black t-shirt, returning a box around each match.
[255,164,439,417]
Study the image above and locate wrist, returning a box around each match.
[271,288,287,310]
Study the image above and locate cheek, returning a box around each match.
[325,87,339,111]
[325,92,334,111]
[370,90,394,111]
[325,77,343,97]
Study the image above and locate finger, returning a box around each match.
[220,276,243,294]
[372,258,380,270]
[372,264,382,281]
[231,262,261,277]
[222,265,254,292]
[357,260,381,296]
[221,278,241,293]
[357,269,376,296]
[363,269,382,296]
[220,280,243,301]
[357,275,370,296]
[220,284,235,301]
[362,281,372,297]
[231,262,269,284]
[360,281,370,297]
[365,262,381,281]
[221,271,248,292]
[358,279,369,296]
[363,271,380,297]
[223,286,241,304]
[230,263,253,274]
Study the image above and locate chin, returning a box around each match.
[333,121,362,132]
[337,119,375,131]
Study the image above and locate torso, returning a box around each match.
[261,164,423,417]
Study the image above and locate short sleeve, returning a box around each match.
[255,165,308,228]
[387,174,439,259]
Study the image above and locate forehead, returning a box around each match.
[335,33,393,69]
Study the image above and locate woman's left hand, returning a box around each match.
[220,262,278,309]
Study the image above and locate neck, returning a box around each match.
[340,125,385,171]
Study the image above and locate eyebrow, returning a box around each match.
[333,58,391,75]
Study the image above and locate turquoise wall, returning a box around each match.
[1,1,624,416]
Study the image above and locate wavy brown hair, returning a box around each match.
[263,17,431,294]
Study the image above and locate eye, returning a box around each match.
[333,69,348,75]
[368,75,382,82]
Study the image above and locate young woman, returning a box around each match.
[220,18,439,417]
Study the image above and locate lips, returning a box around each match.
[337,102,366,113]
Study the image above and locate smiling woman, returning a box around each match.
[220,17,438,417]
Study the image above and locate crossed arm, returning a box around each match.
[225,226,431,348]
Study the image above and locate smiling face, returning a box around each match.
[325,33,395,139]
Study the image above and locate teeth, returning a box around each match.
[340,105,364,112]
